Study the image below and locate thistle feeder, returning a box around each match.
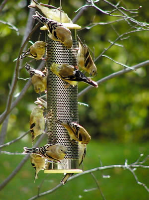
[44,29,83,174]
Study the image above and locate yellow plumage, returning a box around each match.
[56,120,91,144]
[30,154,46,181]
[24,144,67,163]
[30,107,45,142]
[77,37,97,76]
[20,41,46,60]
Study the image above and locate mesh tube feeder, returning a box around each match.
[44,29,82,174]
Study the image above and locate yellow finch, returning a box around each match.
[30,153,46,181]
[20,41,46,60]
[61,143,87,184]
[50,63,98,87]
[56,120,91,144]
[77,36,97,76]
[30,106,45,142]
[29,0,72,23]
[25,63,47,93]
[24,144,67,163]
[32,11,72,48]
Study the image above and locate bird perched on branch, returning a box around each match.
[77,36,97,76]
[20,41,47,60]
[56,120,91,144]
[30,106,45,143]
[32,11,72,48]
[29,0,72,23]
[50,63,98,87]
[25,63,47,93]
[23,144,67,163]
[30,153,46,181]
[61,143,87,184]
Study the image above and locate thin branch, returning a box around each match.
[0,151,24,155]
[90,172,106,200]
[0,20,19,35]
[127,167,149,192]
[102,55,134,69]
[0,0,8,12]
[78,60,149,97]
[0,115,9,145]
[103,0,149,27]
[81,18,124,30]
[75,0,122,17]
[0,130,30,149]
[28,162,149,200]
[95,29,149,62]
[72,4,89,23]
[0,52,44,124]
[0,134,46,191]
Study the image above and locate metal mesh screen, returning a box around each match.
[46,31,79,170]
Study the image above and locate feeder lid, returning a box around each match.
[40,23,81,31]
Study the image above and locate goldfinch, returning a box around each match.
[32,11,72,48]
[24,144,67,163]
[50,63,98,87]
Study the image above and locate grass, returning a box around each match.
[0,140,148,200]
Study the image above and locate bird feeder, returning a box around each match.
[44,28,83,174]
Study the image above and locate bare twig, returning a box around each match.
[0,115,9,145]
[78,60,149,97]
[0,0,8,12]
[95,29,149,62]
[90,172,106,200]
[0,20,19,34]
[0,151,24,155]
[0,130,30,149]
[28,160,149,200]
[102,55,133,69]
[103,0,149,27]
[0,134,46,191]
[0,52,44,124]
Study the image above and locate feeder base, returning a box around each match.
[44,169,83,174]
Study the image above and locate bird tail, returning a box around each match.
[83,77,98,88]
[61,173,73,185]
[75,70,98,88]
[25,63,35,77]
[23,147,38,154]
[28,0,39,8]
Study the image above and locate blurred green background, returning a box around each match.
[0,0,148,199]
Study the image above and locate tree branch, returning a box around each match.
[0,130,30,149]
[28,157,149,200]
[78,60,149,97]
[90,172,106,200]
[0,134,46,191]
[0,20,19,34]
[0,0,8,12]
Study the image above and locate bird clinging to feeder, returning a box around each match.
[56,120,91,144]
[20,41,47,60]
[32,11,73,48]
[25,63,47,93]
[24,144,67,163]
[77,36,97,76]
[50,63,98,87]
[30,106,45,143]
[30,153,46,181]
